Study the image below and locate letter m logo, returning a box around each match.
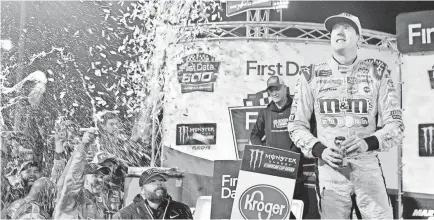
[347,99,369,114]
[318,98,341,114]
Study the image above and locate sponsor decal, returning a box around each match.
[176,123,217,150]
[428,68,434,89]
[246,60,300,76]
[318,98,372,115]
[357,63,370,74]
[177,53,220,93]
[347,76,358,84]
[239,185,290,220]
[289,113,295,122]
[364,59,388,80]
[321,116,368,128]
[300,65,313,82]
[391,110,402,120]
[419,124,434,156]
[397,10,434,54]
[249,149,265,170]
[364,86,371,93]
[358,78,374,84]
[387,79,396,92]
[273,118,289,129]
[347,85,358,94]
[337,64,354,72]
[317,78,344,85]
[319,87,338,93]
[316,69,332,77]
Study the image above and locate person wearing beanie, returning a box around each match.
[112,168,192,219]
[287,12,403,219]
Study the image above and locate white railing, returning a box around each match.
[187,21,397,51]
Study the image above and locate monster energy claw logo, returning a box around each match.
[178,126,190,144]
[249,149,264,170]
[421,125,434,156]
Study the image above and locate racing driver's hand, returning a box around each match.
[321,144,343,169]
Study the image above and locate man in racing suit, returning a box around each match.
[287,12,404,219]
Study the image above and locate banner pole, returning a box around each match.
[397,53,403,219]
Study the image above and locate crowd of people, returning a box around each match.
[0,113,192,219]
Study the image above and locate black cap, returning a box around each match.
[266,76,285,90]
[138,168,168,187]
[84,163,111,175]
[18,161,40,173]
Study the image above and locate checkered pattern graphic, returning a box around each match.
[243,90,270,107]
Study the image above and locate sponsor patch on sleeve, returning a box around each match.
[364,59,388,81]
[391,110,402,120]
[300,65,313,83]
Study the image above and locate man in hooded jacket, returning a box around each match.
[250,75,315,219]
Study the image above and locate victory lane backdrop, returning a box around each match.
[162,40,401,195]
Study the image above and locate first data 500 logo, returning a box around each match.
[239,185,290,220]
[177,53,220,93]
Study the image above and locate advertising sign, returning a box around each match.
[402,54,434,195]
[177,53,220,93]
[402,193,434,219]
[419,123,434,157]
[397,10,434,54]
[226,0,289,17]
[176,123,217,150]
[210,160,242,219]
[229,106,266,158]
[231,145,300,220]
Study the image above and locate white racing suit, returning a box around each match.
[288,57,404,219]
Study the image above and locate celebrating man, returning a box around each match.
[113,168,193,219]
[287,12,404,219]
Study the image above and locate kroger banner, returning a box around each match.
[401,54,434,217]
[230,145,300,219]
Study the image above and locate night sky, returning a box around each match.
[224,1,434,34]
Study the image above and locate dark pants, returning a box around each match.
[290,182,320,219]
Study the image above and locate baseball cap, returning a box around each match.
[139,168,169,187]
[324,12,362,35]
[95,152,118,165]
[18,161,40,174]
[84,163,111,175]
[266,76,285,90]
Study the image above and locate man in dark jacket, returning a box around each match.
[113,168,193,219]
[250,75,311,219]
[2,177,56,219]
